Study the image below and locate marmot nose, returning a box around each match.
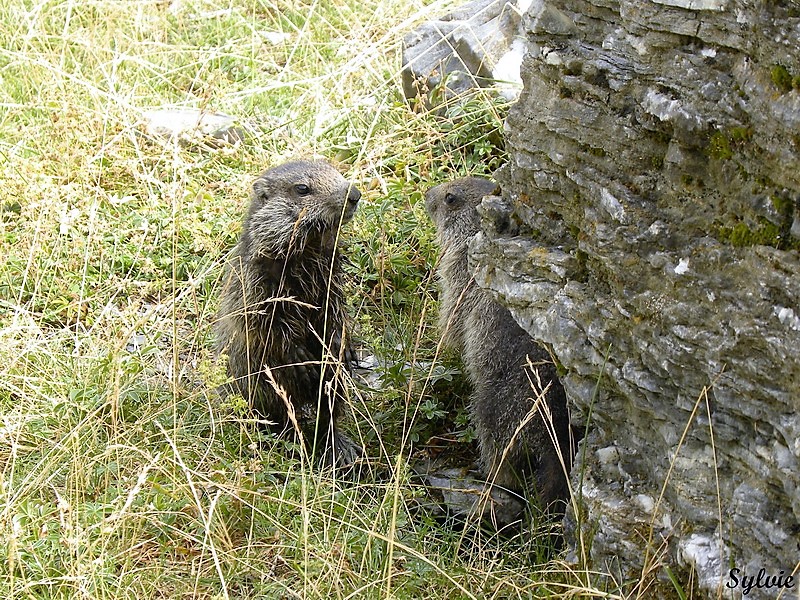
[347,186,361,205]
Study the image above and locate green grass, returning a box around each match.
[0,0,618,597]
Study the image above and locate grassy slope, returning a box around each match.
[0,0,613,598]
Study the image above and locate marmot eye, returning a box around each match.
[294,184,311,196]
[444,192,458,205]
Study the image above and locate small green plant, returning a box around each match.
[707,126,753,161]
[708,131,733,160]
[770,64,794,93]
[433,88,511,175]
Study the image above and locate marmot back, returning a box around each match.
[216,159,362,467]
[425,177,571,512]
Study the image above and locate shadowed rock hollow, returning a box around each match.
[461,0,799,597]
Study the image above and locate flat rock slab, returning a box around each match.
[411,460,527,530]
[142,108,245,147]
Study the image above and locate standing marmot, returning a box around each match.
[425,177,571,512]
[216,160,362,467]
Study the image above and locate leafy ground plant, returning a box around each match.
[0,0,619,598]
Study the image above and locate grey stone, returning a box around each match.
[527,0,577,35]
[412,462,527,529]
[470,0,800,597]
[401,0,528,104]
[142,108,246,147]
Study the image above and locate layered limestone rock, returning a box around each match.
[470,0,800,597]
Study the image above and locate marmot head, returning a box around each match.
[244,160,361,258]
[424,177,499,246]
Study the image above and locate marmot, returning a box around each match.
[425,177,571,512]
[216,159,362,467]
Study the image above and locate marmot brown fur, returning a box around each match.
[425,177,571,511]
[216,159,361,467]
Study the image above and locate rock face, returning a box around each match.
[470,0,800,597]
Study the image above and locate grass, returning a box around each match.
[0,0,622,597]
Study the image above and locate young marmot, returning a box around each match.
[216,160,361,467]
[425,177,571,512]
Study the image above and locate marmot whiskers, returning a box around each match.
[216,159,362,467]
[425,177,571,512]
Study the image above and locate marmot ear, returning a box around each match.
[252,178,271,203]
